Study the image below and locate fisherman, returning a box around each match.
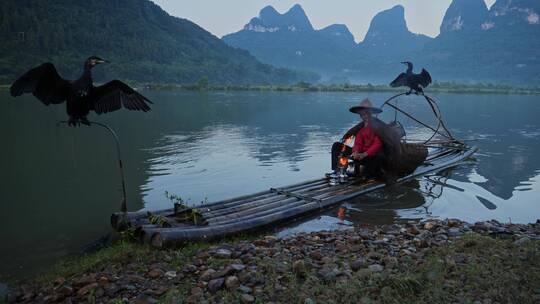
[331,98,387,180]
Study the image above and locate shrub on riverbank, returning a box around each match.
[142,82,540,95]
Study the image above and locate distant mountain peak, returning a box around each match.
[441,0,489,33]
[363,5,409,44]
[260,5,279,20]
[365,5,408,40]
[243,4,313,33]
[360,5,430,56]
[321,24,351,34]
[288,4,304,12]
[319,24,356,45]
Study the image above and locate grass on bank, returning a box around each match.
[36,240,211,285]
[17,233,540,303]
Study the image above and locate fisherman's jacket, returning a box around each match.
[343,117,426,177]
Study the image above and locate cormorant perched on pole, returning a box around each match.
[10,56,153,126]
[390,61,432,95]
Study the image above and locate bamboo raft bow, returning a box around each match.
[111,93,477,248]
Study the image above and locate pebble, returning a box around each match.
[237,285,252,294]
[424,221,437,231]
[408,225,420,235]
[447,228,462,237]
[77,282,98,296]
[350,258,366,271]
[147,269,164,278]
[200,269,216,281]
[368,264,384,273]
[97,276,109,285]
[186,294,200,304]
[321,256,333,264]
[447,219,461,227]
[383,257,398,269]
[230,263,246,272]
[182,264,198,273]
[215,248,233,259]
[514,236,530,245]
[211,266,235,279]
[190,286,203,296]
[134,295,158,304]
[309,250,323,260]
[241,294,255,303]
[125,274,146,284]
[207,278,225,293]
[225,276,240,290]
[74,274,97,288]
[317,268,341,282]
[292,260,307,275]
[304,298,316,304]
[164,271,177,279]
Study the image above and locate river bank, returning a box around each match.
[143,83,540,96]
[2,83,540,95]
[3,218,539,304]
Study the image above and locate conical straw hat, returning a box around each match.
[349,98,382,114]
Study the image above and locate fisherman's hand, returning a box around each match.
[352,152,368,160]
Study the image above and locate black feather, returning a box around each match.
[10,58,153,123]
[10,63,69,105]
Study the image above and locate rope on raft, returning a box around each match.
[57,120,128,213]
[380,92,465,148]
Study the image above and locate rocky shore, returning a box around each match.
[4,219,540,304]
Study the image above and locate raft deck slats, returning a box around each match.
[201,180,329,218]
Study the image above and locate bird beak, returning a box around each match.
[401,61,407,65]
[96,59,108,64]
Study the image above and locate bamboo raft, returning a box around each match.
[111,145,477,248]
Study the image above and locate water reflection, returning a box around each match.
[1,91,539,280]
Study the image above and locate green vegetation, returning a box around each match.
[36,241,152,284]
[0,0,318,85]
[19,233,538,303]
[143,81,540,95]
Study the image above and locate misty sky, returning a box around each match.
[151,0,497,42]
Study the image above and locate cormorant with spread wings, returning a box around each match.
[390,61,432,95]
[10,56,153,126]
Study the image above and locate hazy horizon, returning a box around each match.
[151,0,497,42]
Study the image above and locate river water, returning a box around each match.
[1,90,539,280]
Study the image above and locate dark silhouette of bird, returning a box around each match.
[390,61,432,95]
[10,56,153,126]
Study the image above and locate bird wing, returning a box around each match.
[389,73,407,88]
[10,63,69,105]
[90,80,153,114]
[419,69,432,88]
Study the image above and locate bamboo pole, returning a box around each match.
[208,184,366,225]
[205,184,342,224]
[199,177,325,211]
[202,181,330,218]
[200,178,327,213]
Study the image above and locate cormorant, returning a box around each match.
[390,61,432,95]
[10,56,153,126]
